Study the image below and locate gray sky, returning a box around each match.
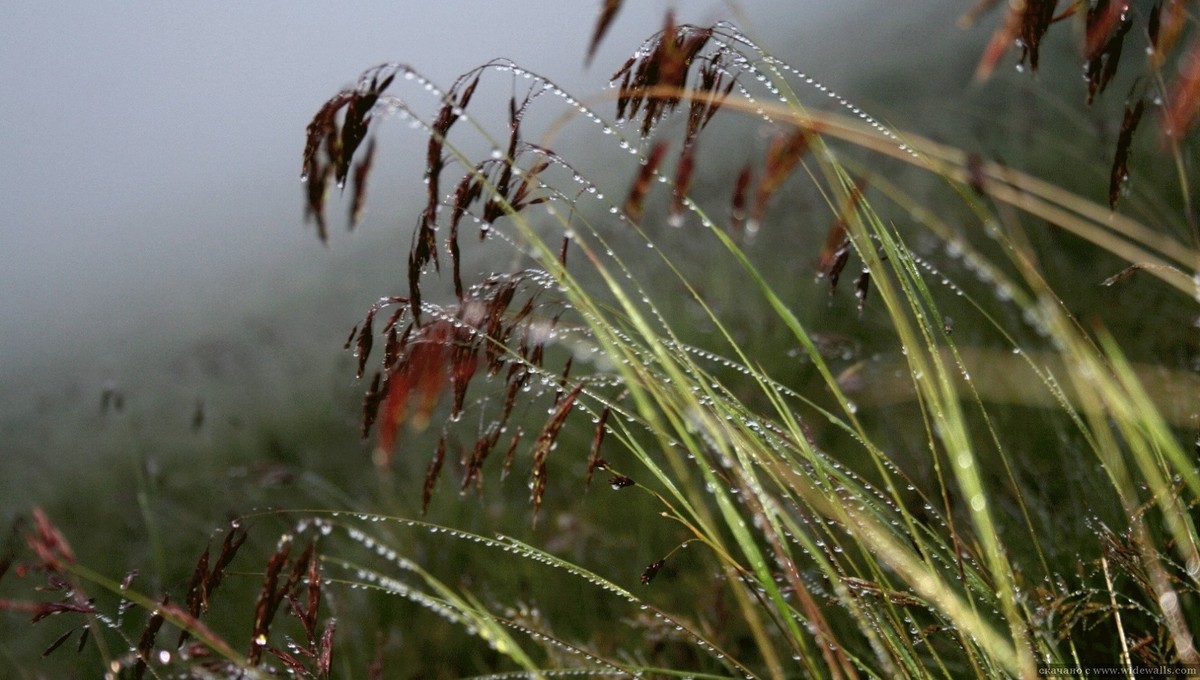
[0,3,788,362]
[1,1,946,375]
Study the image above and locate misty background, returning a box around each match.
[0,2,977,510]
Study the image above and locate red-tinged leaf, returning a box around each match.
[1089,0,1123,55]
[1163,40,1200,140]
[559,235,570,267]
[586,0,623,66]
[343,324,358,351]
[958,0,1004,29]
[1109,99,1144,209]
[973,8,1021,81]
[625,141,668,223]
[1085,0,1128,60]
[376,369,413,460]
[585,407,610,488]
[376,321,456,465]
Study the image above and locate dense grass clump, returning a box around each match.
[3,4,1200,677]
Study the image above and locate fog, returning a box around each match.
[0,2,975,476]
[2,2,906,371]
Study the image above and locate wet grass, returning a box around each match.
[3,3,1200,678]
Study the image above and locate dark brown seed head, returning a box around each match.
[587,0,624,66]
[610,475,635,490]
[641,558,665,585]
[585,407,611,488]
[624,141,668,224]
[1109,99,1145,209]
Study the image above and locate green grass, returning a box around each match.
[4,5,1200,678]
